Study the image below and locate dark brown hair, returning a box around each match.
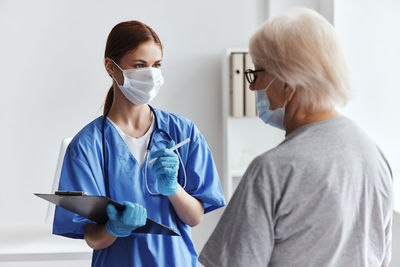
[103,21,162,114]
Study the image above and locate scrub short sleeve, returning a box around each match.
[52,145,102,239]
[184,128,225,213]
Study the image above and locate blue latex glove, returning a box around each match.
[105,201,147,237]
[151,140,179,196]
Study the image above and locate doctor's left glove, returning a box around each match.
[151,140,179,196]
[105,201,147,237]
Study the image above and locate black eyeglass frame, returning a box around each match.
[244,69,266,84]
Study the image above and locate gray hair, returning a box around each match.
[249,7,350,112]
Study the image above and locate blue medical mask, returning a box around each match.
[255,77,286,130]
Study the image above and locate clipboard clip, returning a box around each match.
[55,191,88,196]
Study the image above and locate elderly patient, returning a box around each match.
[199,7,393,267]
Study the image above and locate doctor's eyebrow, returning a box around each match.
[131,59,162,63]
[131,59,147,63]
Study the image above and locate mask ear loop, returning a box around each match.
[264,77,277,92]
[110,59,125,88]
[111,59,124,71]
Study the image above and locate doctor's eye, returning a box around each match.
[153,63,162,68]
[134,64,145,68]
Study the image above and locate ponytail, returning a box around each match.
[103,21,162,115]
[103,86,114,115]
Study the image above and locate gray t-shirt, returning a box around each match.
[199,117,393,267]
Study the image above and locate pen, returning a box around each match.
[149,138,190,163]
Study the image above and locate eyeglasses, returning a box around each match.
[244,69,265,84]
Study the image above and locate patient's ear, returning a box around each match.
[285,84,296,102]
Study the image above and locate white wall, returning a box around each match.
[0,0,266,258]
[334,0,400,265]
[268,0,320,16]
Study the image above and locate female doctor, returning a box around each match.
[53,20,225,267]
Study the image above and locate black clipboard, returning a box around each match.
[35,191,179,236]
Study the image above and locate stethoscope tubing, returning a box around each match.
[102,108,111,197]
[102,105,187,198]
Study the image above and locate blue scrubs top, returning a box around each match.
[53,107,226,267]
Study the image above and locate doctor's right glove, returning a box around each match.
[151,140,179,196]
[105,201,147,237]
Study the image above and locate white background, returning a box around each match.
[0,0,399,266]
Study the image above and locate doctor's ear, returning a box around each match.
[104,57,115,77]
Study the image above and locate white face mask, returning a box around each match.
[255,77,286,130]
[112,60,164,105]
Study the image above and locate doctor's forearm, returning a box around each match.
[169,185,204,227]
[83,223,117,250]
